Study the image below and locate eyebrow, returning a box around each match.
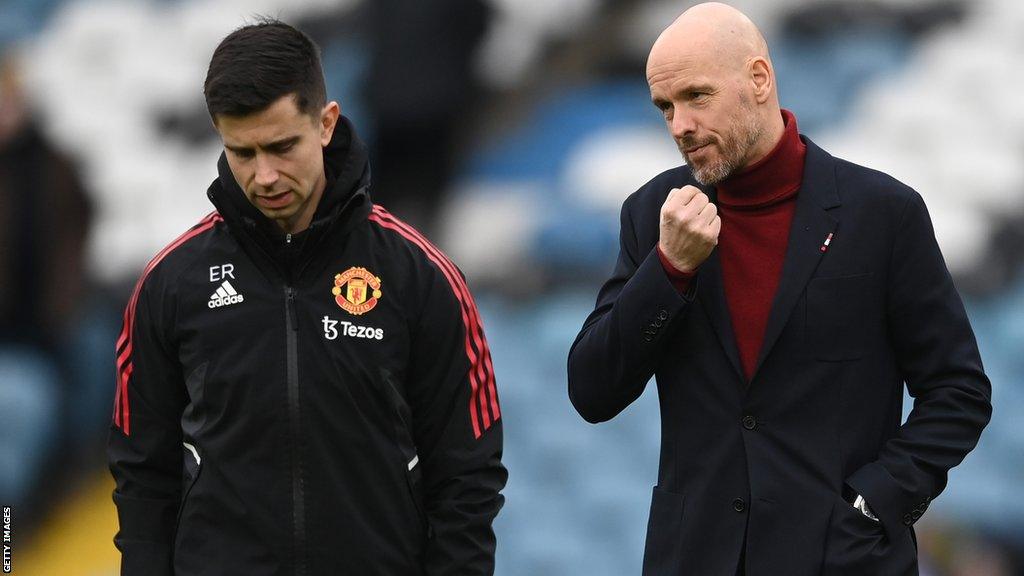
[652,82,717,105]
[225,135,301,155]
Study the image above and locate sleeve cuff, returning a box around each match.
[656,244,697,294]
[846,462,927,538]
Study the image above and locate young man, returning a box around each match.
[567,3,991,575]
[108,20,505,575]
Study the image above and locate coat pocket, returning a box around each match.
[173,442,203,543]
[378,368,430,535]
[807,273,874,361]
[821,494,917,576]
[641,486,687,576]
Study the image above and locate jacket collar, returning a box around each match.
[698,136,841,384]
[206,116,373,277]
[207,115,372,245]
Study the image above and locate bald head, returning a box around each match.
[648,2,771,95]
[646,2,784,184]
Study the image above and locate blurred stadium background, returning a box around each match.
[2,0,1023,574]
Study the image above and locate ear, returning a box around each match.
[750,57,773,104]
[319,101,341,146]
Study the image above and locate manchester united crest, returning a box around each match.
[332,267,382,315]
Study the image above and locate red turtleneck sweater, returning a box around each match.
[659,109,806,380]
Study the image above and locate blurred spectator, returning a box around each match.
[362,0,492,235]
[0,50,93,520]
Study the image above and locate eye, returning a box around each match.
[270,141,297,155]
[232,148,255,160]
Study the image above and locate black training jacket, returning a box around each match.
[108,117,506,576]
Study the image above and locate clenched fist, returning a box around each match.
[659,185,721,273]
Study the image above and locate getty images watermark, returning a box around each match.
[3,506,10,573]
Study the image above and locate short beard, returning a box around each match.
[689,147,735,186]
[686,107,765,186]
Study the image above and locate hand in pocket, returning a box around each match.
[821,494,916,576]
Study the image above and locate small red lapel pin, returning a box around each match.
[820,232,834,252]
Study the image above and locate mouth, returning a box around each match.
[681,141,717,165]
[255,191,293,209]
[683,142,711,155]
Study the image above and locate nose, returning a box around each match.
[254,154,279,189]
[670,107,697,140]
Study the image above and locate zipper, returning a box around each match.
[173,442,203,549]
[286,287,299,330]
[284,286,305,575]
[182,442,201,466]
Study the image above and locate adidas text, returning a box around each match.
[209,294,245,308]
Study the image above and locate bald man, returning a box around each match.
[567,3,990,575]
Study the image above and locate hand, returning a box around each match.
[658,185,721,273]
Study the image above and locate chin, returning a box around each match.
[259,206,293,219]
[692,163,730,186]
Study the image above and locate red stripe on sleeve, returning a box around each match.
[368,206,500,438]
[113,212,222,436]
[372,208,500,424]
[368,211,485,436]
[370,206,499,423]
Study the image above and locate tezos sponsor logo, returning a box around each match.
[323,316,383,341]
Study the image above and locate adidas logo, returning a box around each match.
[208,280,245,308]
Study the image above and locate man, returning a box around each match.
[567,3,991,575]
[0,50,92,513]
[108,20,505,576]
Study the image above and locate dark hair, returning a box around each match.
[204,18,326,120]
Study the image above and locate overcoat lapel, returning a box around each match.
[699,247,746,382]
[750,138,841,381]
[698,185,746,383]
